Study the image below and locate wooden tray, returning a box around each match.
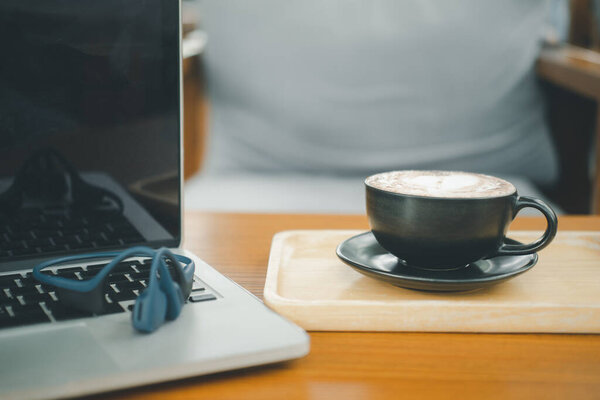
[264,230,600,333]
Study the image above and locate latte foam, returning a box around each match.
[365,170,516,198]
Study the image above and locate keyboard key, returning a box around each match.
[58,235,81,245]
[131,268,176,281]
[114,281,145,292]
[66,243,90,250]
[0,289,14,302]
[38,284,57,294]
[19,275,38,287]
[11,312,51,326]
[107,272,130,284]
[50,236,70,245]
[27,238,52,248]
[0,297,21,308]
[11,303,46,315]
[96,302,125,316]
[0,274,21,284]
[0,306,14,328]
[28,271,55,279]
[112,263,136,273]
[189,293,217,303]
[10,286,41,297]
[10,248,37,256]
[79,270,100,279]
[54,271,80,280]
[0,316,22,329]
[87,263,108,271]
[39,245,60,253]
[56,267,84,273]
[3,241,26,250]
[0,279,19,290]
[20,293,53,306]
[128,272,148,281]
[9,304,51,326]
[108,288,138,302]
[46,302,94,321]
[140,258,174,267]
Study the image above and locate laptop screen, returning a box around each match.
[0,0,181,271]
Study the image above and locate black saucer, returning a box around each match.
[336,232,538,292]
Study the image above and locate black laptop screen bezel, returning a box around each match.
[0,0,182,273]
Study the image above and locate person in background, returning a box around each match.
[186,0,566,213]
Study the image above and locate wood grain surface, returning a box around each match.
[89,213,600,400]
[265,230,600,332]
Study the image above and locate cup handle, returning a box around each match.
[495,195,558,256]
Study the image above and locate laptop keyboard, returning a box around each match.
[0,260,216,330]
[0,208,145,260]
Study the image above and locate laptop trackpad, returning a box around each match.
[0,324,118,394]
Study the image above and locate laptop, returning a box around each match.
[0,1,309,399]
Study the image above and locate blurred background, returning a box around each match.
[181,0,600,215]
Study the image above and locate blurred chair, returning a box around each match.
[536,0,600,214]
[182,4,208,180]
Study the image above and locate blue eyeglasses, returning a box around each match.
[33,246,195,333]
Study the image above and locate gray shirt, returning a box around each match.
[198,0,558,187]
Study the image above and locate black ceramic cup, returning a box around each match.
[365,171,558,269]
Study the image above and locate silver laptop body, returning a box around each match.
[0,1,309,398]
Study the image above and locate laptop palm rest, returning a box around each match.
[0,325,117,394]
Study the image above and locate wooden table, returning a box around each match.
[96,213,600,400]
